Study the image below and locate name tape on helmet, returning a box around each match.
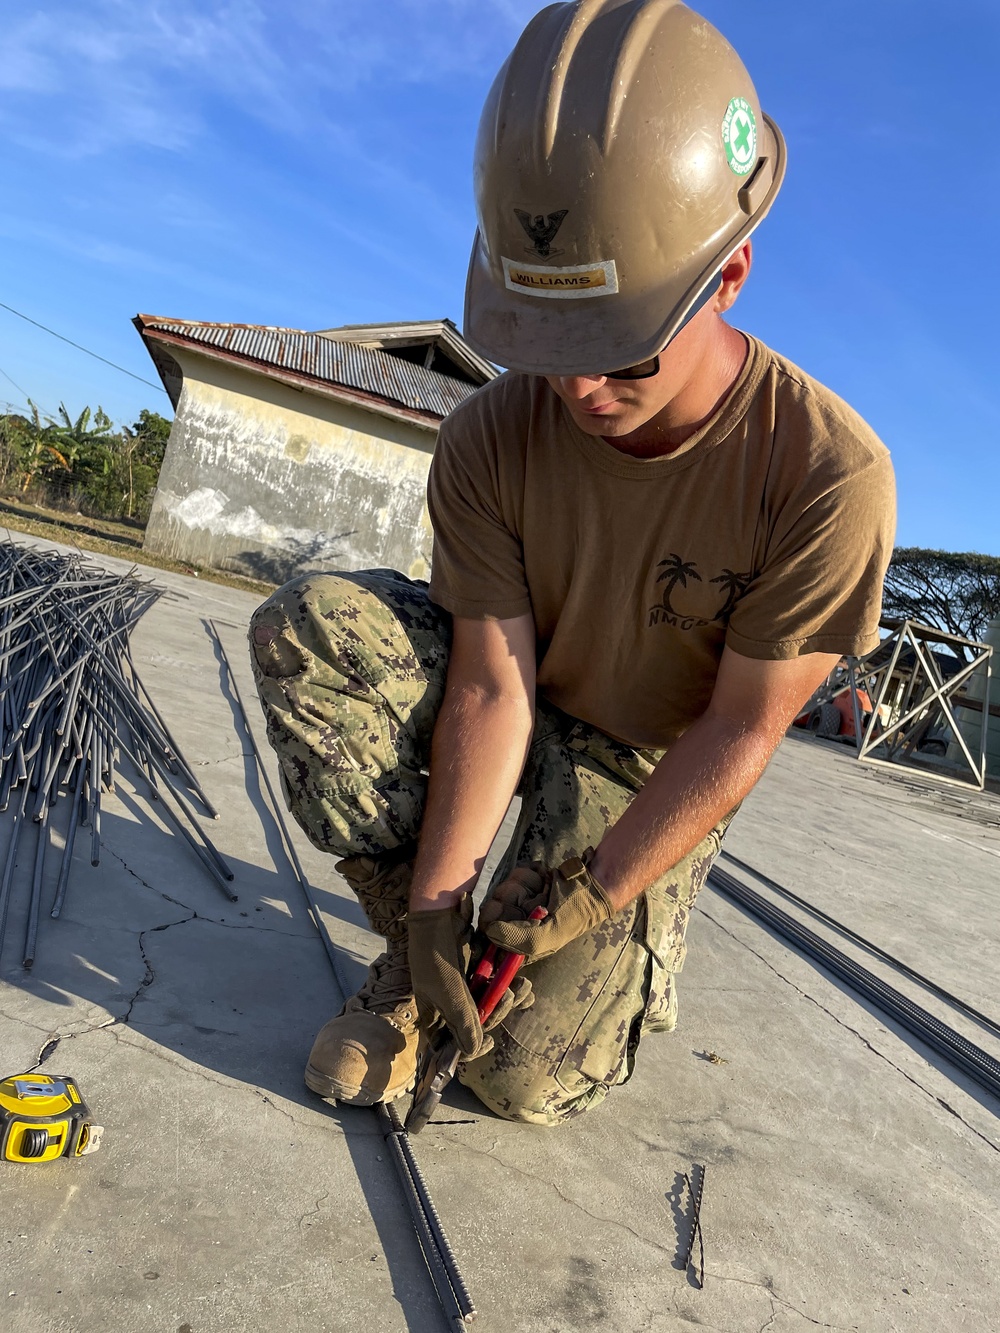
[502,257,619,300]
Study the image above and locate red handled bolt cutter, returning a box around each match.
[405,906,545,1134]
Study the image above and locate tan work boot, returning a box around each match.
[304,853,419,1106]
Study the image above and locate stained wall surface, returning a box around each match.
[143,348,437,584]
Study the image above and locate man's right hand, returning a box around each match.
[408,895,483,1056]
[408,895,535,1059]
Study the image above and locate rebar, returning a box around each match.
[206,619,476,1330]
[719,849,1000,1041]
[0,538,234,967]
[379,1101,474,1330]
[709,863,1000,1103]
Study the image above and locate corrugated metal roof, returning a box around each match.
[319,318,498,385]
[138,319,481,420]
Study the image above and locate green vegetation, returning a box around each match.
[0,402,172,522]
[883,548,1000,655]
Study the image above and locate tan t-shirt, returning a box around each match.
[427,335,896,749]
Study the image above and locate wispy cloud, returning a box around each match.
[0,1,541,157]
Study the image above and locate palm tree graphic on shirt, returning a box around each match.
[655,554,702,614]
[710,568,751,619]
[650,557,752,626]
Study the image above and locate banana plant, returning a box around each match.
[19,400,70,492]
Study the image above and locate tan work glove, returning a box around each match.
[479,854,614,961]
[408,895,533,1059]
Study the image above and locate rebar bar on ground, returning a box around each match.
[708,864,1000,1103]
[206,618,477,1330]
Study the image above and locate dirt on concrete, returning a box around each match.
[0,493,275,597]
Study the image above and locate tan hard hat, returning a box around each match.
[464,0,786,375]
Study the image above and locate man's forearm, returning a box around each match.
[589,711,782,910]
[408,684,533,911]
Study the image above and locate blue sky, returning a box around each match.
[1,0,997,553]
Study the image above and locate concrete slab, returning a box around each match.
[2,533,998,1333]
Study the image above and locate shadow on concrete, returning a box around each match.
[0,797,465,1333]
[665,1170,701,1285]
[223,531,357,587]
[0,612,472,1333]
[201,617,486,1330]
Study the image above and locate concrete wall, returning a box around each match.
[144,348,436,585]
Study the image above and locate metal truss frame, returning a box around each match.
[846,620,993,790]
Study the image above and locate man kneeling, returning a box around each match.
[249,0,894,1126]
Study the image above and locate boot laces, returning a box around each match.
[354,949,415,1021]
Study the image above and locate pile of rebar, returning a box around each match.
[0,540,234,970]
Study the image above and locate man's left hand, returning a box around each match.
[479,855,614,960]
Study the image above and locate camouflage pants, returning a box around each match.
[249,569,724,1126]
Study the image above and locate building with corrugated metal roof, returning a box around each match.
[134,315,496,584]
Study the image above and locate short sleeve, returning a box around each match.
[726,453,896,660]
[427,409,532,620]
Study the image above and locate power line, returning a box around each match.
[0,300,166,395]
[0,364,56,421]
[0,362,32,405]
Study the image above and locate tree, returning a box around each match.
[127,409,172,519]
[130,408,172,450]
[882,548,1000,657]
[0,412,31,489]
[44,402,115,492]
[79,409,172,520]
[0,400,173,522]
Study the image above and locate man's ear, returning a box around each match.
[715,241,752,314]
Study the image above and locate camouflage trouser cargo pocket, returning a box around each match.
[640,828,722,1033]
[249,571,730,1125]
[458,899,648,1124]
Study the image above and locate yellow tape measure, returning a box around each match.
[0,1073,103,1163]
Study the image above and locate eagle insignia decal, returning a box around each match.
[514,208,569,259]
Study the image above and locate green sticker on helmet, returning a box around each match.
[722,97,757,176]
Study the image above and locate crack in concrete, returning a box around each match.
[119,918,187,1024]
[101,844,162,897]
[758,1300,777,1333]
[297,1189,330,1230]
[103,842,316,939]
[26,1019,118,1073]
[708,1273,856,1329]
[37,1036,61,1064]
[191,752,254,767]
[698,907,1000,1156]
[0,1008,82,1038]
[446,1135,849,1328]
[10,848,331,1136]
[444,1135,674,1257]
[252,1089,301,1124]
